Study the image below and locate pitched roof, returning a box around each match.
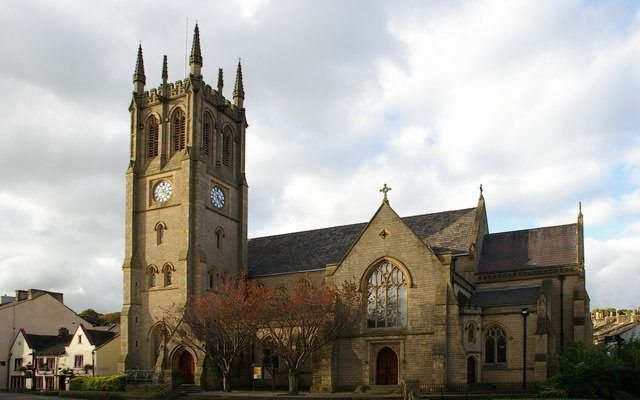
[24,333,73,356]
[465,286,541,307]
[478,223,578,274]
[86,329,118,348]
[248,207,477,276]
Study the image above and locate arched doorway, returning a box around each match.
[467,356,476,384]
[177,350,195,384]
[376,347,398,385]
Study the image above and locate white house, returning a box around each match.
[7,325,119,391]
[0,289,89,389]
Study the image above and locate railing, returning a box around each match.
[125,370,161,384]
[419,382,536,396]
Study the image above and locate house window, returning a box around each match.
[366,260,407,328]
[45,376,54,390]
[10,376,26,389]
[146,115,159,158]
[215,227,225,249]
[485,325,508,364]
[78,335,82,344]
[172,108,186,152]
[74,355,84,368]
[14,358,23,370]
[35,376,43,390]
[46,358,54,370]
[34,358,43,369]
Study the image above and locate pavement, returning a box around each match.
[0,393,75,400]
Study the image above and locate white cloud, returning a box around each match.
[1,0,639,310]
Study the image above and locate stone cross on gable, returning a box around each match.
[380,183,392,203]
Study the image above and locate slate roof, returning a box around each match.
[25,333,73,356]
[478,223,578,274]
[248,207,477,276]
[466,286,541,307]
[86,329,118,348]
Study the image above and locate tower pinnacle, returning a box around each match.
[233,59,245,107]
[217,68,224,94]
[133,44,146,94]
[189,23,203,76]
[162,55,168,83]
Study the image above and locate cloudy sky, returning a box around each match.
[1,0,639,312]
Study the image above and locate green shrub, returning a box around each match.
[68,375,126,392]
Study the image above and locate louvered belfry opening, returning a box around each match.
[203,116,211,156]
[147,116,159,158]
[222,130,231,167]
[172,108,186,152]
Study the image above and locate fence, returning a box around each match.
[419,381,537,396]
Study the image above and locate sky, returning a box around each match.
[0,0,639,313]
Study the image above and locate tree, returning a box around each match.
[160,272,261,392]
[99,312,121,325]
[78,309,102,326]
[257,276,362,395]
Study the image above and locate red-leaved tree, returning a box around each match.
[161,272,261,392]
[257,276,362,395]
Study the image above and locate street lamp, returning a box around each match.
[521,308,529,391]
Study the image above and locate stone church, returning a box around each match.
[119,26,592,391]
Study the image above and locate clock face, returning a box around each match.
[153,180,173,203]
[210,186,225,209]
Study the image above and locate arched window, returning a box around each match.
[155,222,166,245]
[172,108,186,152]
[147,116,159,158]
[149,325,166,367]
[203,114,212,157]
[485,325,507,364]
[366,260,407,328]
[148,266,158,288]
[215,227,225,249]
[222,129,232,167]
[208,267,217,289]
[467,322,477,343]
[163,264,173,287]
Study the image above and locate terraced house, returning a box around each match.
[119,25,592,391]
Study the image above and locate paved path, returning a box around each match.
[0,393,75,400]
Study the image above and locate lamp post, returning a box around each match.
[521,308,529,390]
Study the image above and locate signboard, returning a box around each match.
[253,365,263,380]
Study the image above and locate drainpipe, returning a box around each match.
[6,352,11,389]
[559,275,565,353]
[521,308,529,390]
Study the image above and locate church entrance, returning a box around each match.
[467,356,476,384]
[178,350,195,384]
[376,347,398,385]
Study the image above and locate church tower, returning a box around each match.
[119,26,248,375]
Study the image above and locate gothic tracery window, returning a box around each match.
[147,116,159,158]
[172,108,186,152]
[485,325,507,364]
[367,261,407,328]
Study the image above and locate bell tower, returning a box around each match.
[119,25,248,374]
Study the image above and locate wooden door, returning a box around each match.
[467,357,476,384]
[376,347,398,385]
[178,351,195,384]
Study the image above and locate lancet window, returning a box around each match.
[222,129,232,167]
[172,108,186,152]
[485,325,507,364]
[147,116,159,158]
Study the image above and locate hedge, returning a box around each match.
[69,375,127,392]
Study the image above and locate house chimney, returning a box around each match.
[59,327,69,337]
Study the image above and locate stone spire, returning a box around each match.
[217,68,224,94]
[577,201,584,267]
[162,55,168,83]
[133,44,146,94]
[189,23,203,76]
[233,59,244,107]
